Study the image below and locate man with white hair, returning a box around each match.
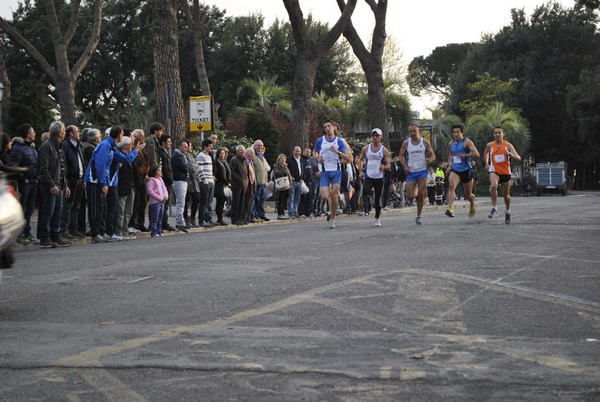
[37,121,71,248]
[250,139,270,222]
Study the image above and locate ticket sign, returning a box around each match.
[418,125,432,143]
[189,96,213,132]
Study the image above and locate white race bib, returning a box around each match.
[453,156,462,164]
[494,154,506,163]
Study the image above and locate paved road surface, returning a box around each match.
[1,194,599,401]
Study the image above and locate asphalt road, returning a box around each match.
[1,194,599,401]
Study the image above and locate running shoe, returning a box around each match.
[374,218,382,227]
[469,201,477,218]
[445,208,455,218]
[505,212,511,225]
[91,235,105,243]
[415,216,422,225]
[328,220,336,229]
[488,209,497,219]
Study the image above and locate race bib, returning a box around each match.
[494,154,506,163]
[453,156,462,164]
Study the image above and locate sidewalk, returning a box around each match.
[11,198,491,251]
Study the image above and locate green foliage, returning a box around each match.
[243,110,280,164]
[5,78,56,135]
[421,108,462,160]
[236,75,291,113]
[407,42,474,97]
[459,73,519,117]
[566,67,600,163]
[465,102,531,158]
[445,3,600,172]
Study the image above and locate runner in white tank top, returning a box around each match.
[358,128,390,227]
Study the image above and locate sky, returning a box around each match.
[0,0,576,115]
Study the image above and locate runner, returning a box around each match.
[398,124,436,225]
[314,120,350,229]
[445,124,480,218]
[483,126,522,224]
[358,128,391,227]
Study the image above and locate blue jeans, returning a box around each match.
[148,202,164,236]
[173,180,188,227]
[18,180,37,237]
[37,189,63,242]
[252,185,266,218]
[287,181,302,217]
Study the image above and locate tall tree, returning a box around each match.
[152,0,186,142]
[337,0,388,143]
[283,0,357,148]
[0,0,103,124]
[407,42,474,99]
[181,0,210,96]
[466,102,531,160]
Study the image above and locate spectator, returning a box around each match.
[145,122,164,169]
[11,124,39,245]
[183,140,201,227]
[84,126,143,244]
[129,129,150,233]
[116,136,136,239]
[272,153,291,220]
[146,165,168,237]
[298,147,313,218]
[228,145,249,225]
[37,121,71,248]
[287,146,304,219]
[60,125,86,239]
[78,128,101,235]
[427,166,436,206]
[196,139,215,227]
[158,135,175,231]
[171,139,190,232]
[243,147,257,223]
[250,140,270,222]
[214,147,231,226]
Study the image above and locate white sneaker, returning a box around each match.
[374,218,382,227]
[110,234,123,241]
[383,206,391,211]
[328,220,336,229]
[128,227,140,234]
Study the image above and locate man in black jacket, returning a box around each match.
[37,121,71,248]
[171,139,190,232]
[60,125,86,239]
[286,146,305,218]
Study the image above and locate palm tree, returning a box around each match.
[421,107,462,161]
[466,102,531,157]
[311,90,346,123]
[236,75,291,114]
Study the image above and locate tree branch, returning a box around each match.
[0,16,57,82]
[71,0,103,81]
[63,0,83,47]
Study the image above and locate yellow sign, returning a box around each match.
[418,125,432,143]
[189,96,212,132]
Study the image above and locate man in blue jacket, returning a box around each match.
[84,126,145,243]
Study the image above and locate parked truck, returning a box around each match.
[536,161,568,196]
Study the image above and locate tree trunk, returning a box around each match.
[284,0,357,147]
[338,0,389,143]
[182,0,211,96]
[291,62,317,149]
[152,0,187,144]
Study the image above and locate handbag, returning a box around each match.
[300,181,309,194]
[274,176,291,190]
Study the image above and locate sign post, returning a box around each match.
[189,96,213,133]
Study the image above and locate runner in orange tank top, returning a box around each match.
[483,126,522,224]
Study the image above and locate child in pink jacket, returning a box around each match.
[146,165,168,237]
